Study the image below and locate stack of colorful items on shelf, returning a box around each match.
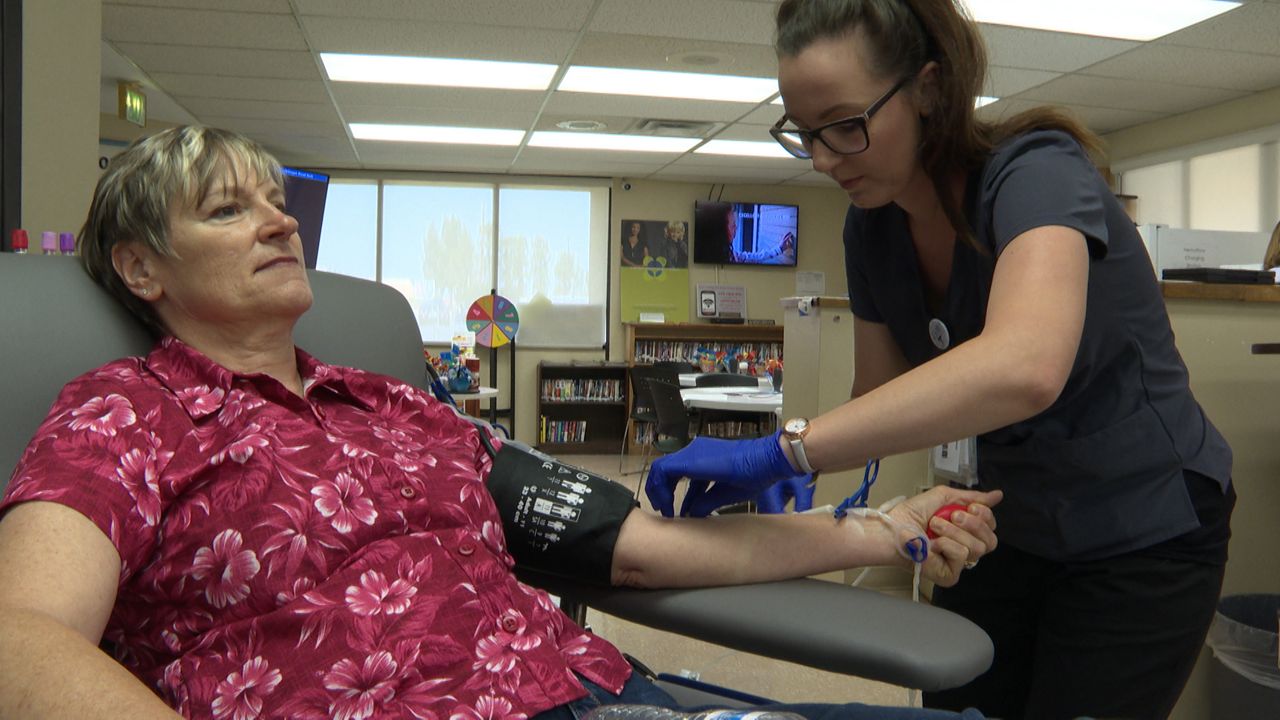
[425,345,479,394]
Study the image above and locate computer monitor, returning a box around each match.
[282,167,330,269]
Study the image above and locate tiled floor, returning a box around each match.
[556,453,919,708]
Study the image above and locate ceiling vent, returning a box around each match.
[631,118,719,137]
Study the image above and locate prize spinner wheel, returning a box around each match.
[466,294,519,348]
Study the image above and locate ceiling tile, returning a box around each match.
[980,25,1138,73]
[571,32,780,77]
[178,97,342,123]
[1081,44,1280,93]
[975,98,1162,136]
[341,106,540,130]
[300,17,578,63]
[149,73,331,103]
[1014,73,1246,115]
[296,0,595,30]
[986,67,1060,97]
[105,0,293,10]
[590,0,779,45]
[1158,2,1280,56]
[353,142,520,172]
[510,153,669,177]
[102,5,308,50]
[330,84,548,114]
[110,43,320,81]
[544,93,758,123]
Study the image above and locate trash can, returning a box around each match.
[1206,594,1280,719]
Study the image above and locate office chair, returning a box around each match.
[0,254,993,693]
[693,372,769,439]
[620,364,661,476]
[646,378,697,456]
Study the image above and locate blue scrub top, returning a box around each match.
[843,130,1232,562]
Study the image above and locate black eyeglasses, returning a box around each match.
[770,76,913,159]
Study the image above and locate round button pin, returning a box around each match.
[928,318,950,350]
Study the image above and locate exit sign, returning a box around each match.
[118,83,146,127]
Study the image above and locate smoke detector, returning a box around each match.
[556,119,607,132]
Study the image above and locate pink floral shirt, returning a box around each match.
[1,337,630,720]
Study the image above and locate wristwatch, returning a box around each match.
[782,417,816,474]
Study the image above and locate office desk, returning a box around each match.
[680,387,783,419]
[677,372,773,389]
[452,386,498,417]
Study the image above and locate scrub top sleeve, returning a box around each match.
[985,130,1110,260]
[843,206,885,322]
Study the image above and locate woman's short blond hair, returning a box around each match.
[78,125,285,335]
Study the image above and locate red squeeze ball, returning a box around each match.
[926,503,969,539]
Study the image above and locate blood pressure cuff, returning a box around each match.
[486,442,638,585]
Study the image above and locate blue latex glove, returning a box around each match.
[645,431,812,517]
[757,474,816,514]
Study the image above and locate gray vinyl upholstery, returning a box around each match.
[0,252,993,693]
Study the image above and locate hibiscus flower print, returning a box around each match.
[344,569,417,617]
[324,651,399,720]
[115,447,163,526]
[212,656,282,720]
[68,393,136,436]
[191,529,261,608]
[177,384,226,416]
[311,473,378,533]
[449,695,527,720]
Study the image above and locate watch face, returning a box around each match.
[784,417,807,435]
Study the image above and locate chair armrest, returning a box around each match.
[517,570,992,692]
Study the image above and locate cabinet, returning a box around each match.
[624,322,784,452]
[535,361,629,455]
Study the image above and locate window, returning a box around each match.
[315,180,377,281]
[1189,145,1261,233]
[315,177,609,347]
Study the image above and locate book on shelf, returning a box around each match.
[539,417,588,444]
[539,378,623,402]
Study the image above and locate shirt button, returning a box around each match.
[458,543,476,556]
[399,486,416,499]
[500,614,519,632]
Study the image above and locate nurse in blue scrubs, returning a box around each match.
[645,1,1235,718]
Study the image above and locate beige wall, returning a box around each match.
[21,0,100,241]
[507,177,851,443]
[1104,85,1280,167]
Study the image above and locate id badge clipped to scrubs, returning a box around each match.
[930,436,978,487]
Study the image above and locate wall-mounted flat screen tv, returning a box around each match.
[282,166,330,269]
[693,200,798,267]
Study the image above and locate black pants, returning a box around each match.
[924,474,1233,720]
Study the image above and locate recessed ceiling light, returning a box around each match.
[321,53,556,91]
[694,140,797,159]
[350,123,526,146]
[556,119,608,132]
[559,66,777,103]
[961,0,1240,41]
[528,132,699,153]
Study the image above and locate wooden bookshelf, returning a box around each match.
[625,322,784,365]
[536,361,629,455]
[624,322,784,453]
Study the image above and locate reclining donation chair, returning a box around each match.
[0,254,992,694]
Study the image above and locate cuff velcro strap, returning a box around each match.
[486,443,638,585]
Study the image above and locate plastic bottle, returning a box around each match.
[40,231,58,255]
[583,706,806,720]
[59,232,76,255]
[10,229,28,254]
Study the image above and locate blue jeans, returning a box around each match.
[532,673,987,720]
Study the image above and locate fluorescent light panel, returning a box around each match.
[528,132,698,153]
[695,140,796,159]
[321,53,556,91]
[560,66,777,103]
[962,0,1240,41]
[350,123,525,146]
